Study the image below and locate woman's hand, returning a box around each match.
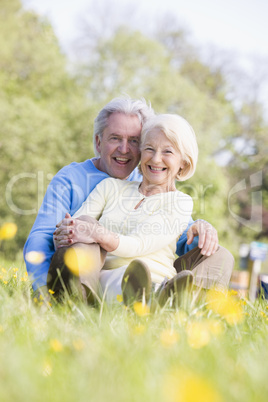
[53,213,99,247]
[54,213,119,252]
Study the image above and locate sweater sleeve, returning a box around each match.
[111,193,193,258]
[72,178,111,220]
[23,169,74,290]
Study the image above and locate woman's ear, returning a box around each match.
[178,161,186,175]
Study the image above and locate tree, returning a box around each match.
[0,0,94,257]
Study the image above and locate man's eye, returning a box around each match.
[131,139,139,144]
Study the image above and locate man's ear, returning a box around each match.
[96,135,101,153]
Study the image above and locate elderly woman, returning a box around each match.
[51,114,198,305]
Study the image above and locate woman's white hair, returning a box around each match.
[93,95,154,156]
[140,114,198,181]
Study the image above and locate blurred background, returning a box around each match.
[1,0,268,266]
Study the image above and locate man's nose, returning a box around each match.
[118,139,129,153]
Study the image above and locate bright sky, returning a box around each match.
[22,0,268,59]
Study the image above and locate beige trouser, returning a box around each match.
[48,243,234,300]
[98,245,235,302]
[174,246,234,291]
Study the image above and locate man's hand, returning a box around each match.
[186,219,218,256]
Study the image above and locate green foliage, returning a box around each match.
[0,0,95,256]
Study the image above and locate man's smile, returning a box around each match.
[113,157,130,165]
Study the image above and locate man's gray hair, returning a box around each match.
[93,95,154,156]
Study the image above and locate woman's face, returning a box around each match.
[140,129,185,191]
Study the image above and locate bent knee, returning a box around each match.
[217,246,235,269]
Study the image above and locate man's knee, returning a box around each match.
[216,245,235,277]
[192,245,234,290]
[47,246,71,293]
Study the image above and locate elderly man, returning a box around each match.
[24,96,233,300]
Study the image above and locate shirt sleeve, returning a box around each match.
[176,217,199,256]
[111,193,193,258]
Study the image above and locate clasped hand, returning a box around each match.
[53,213,98,248]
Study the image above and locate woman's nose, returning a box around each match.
[151,151,162,163]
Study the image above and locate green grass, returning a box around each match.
[0,257,268,402]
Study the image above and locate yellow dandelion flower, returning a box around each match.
[206,288,244,325]
[64,247,97,276]
[260,311,266,318]
[3,280,8,285]
[229,289,238,296]
[25,251,45,265]
[164,369,223,402]
[207,319,224,336]
[13,268,19,272]
[116,294,123,303]
[50,339,63,352]
[224,300,244,325]
[48,289,55,295]
[186,322,211,349]
[73,339,85,351]
[133,302,150,316]
[33,297,38,303]
[160,329,179,348]
[13,274,17,279]
[1,268,7,273]
[20,277,27,282]
[0,222,17,240]
[123,275,129,283]
[133,324,146,335]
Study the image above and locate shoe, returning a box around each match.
[121,260,152,306]
[157,270,193,307]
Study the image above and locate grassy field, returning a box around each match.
[0,257,268,402]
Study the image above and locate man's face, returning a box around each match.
[96,112,142,179]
